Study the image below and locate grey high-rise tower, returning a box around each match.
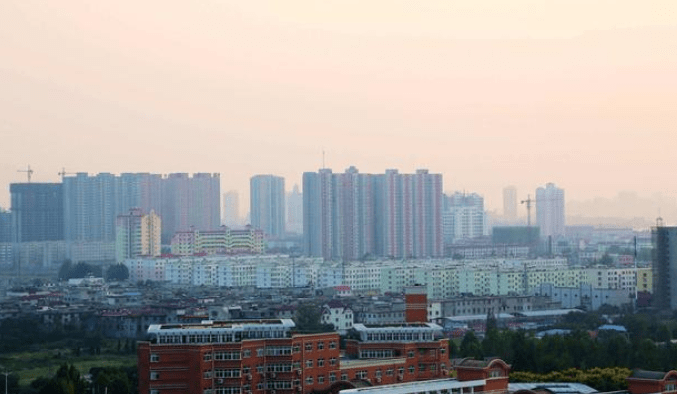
[250,175,285,238]
[653,226,677,310]
[503,186,517,219]
[536,183,565,238]
[10,183,64,242]
[303,167,443,261]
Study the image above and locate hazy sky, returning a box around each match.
[2,1,676,216]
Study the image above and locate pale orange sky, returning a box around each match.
[1,0,676,216]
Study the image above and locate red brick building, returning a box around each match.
[627,370,677,394]
[138,319,340,394]
[138,319,450,394]
[455,358,510,393]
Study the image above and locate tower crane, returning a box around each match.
[520,194,535,226]
[18,165,33,183]
[58,167,76,181]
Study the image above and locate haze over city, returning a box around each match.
[2,0,677,222]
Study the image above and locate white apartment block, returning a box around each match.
[123,256,642,298]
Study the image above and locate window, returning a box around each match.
[150,371,160,380]
[305,376,314,385]
[242,367,251,374]
[386,368,394,376]
[318,359,324,367]
[317,342,324,350]
[150,390,160,394]
[256,365,264,374]
[330,372,336,382]
[243,349,251,358]
[150,354,160,362]
[214,369,241,378]
[329,341,337,349]
[305,343,313,351]
[318,375,325,384]
[408,366,415,374]
[408,350,415,358]
[204,370,213,379]
[341,373,348,381]
[330,357,337,366]
[257,348,264,357]
[306,360,313,368]
[203,353,212,361]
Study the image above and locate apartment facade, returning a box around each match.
[303,168,443,261]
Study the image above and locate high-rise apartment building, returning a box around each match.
[161,173,221,243]
[536,183,565,239]
[286,185,303,235]
[250,175,285,238]
[303,168,443,261]
[115,208,161,261]
[63,172,219,244]
[0,208,12,243]
[10,183,64,243]
[503,186,517,219]
[443,192,487,244]
[63,173,118,242]
[380,169,443,259]
[222,190,240,228]
[303,169,334,259]
[653,226,677,311]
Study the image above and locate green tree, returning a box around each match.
[294,303,332,333]
[58,260,73,280]
[90,367,132,394]
[39,363,87,394]
[460,331,483,359]
[106,264,129,281]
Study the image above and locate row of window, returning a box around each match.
[152,329,289,345]
[364,332,435,342]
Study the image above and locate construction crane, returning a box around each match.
[18,165,33,183]
[58,167,76,181]
[520,194,535,226]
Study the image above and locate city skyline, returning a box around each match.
[2,1,677,221]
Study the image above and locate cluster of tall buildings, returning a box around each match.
[502,183,565,238]
[303,167,443,261]
[7,173,221,263]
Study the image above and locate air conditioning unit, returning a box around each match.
[247,374,252,380]
[271,373,277,378]
[397,374,404,381]
[296,369,302,375]
[217,379,224,384]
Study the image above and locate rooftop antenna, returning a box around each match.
[322,149,325,169]
[18,165,33,182]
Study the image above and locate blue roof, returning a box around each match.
[597,324,627,332]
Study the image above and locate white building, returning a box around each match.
[536,183,565,239]
[443,192,487,244]
[321,300,354,334]
[115,208,161,262]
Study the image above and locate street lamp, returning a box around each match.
[2,370,9,394]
